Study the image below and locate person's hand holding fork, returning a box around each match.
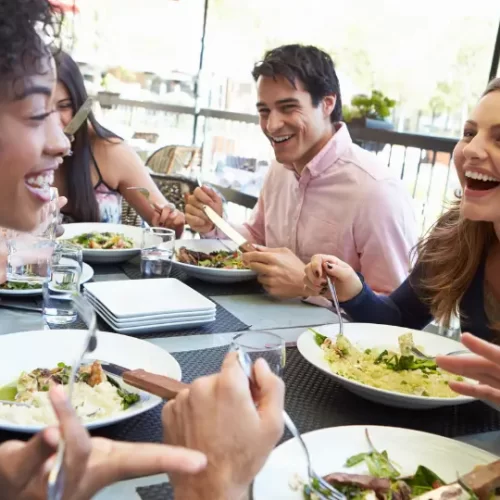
[0,386,207,500]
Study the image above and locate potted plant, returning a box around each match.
[343,90,396,130]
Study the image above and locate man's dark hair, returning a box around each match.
[0,0,62,94]
[252,44,342,123]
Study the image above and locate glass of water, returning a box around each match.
[229,332,286,377]
[6,235,56,284]
[43,243,83,325]
[141,227,175,278]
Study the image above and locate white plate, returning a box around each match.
[253,425,498,499]
[173,239,256,283]
[85,291,215,327]
[60,223,143,263]
[0,262,94,296]
[83,278,216,318]
[0,329,181,433]
[84,292,216,325]
[297,323,474,409]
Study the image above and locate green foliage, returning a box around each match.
[344,90,396,121]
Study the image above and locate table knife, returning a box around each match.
[94,360,189,400]
[64,97,93,140]
[202,205,257,252]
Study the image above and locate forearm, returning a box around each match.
[175,484,249,500]
[341,274,433,330]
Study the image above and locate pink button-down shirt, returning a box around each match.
[210,123,418,294]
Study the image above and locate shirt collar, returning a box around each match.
[283,122,352,179]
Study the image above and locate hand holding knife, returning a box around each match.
[202,205,257,253]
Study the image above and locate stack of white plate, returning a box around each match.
[83,279,216,334]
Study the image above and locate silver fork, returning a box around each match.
[127,186,176,212]
[411,346,470,361]
[47,293,98,500]
[236,350,345,500]
[326,276,344,337]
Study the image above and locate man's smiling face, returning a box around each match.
[256,74,335,172]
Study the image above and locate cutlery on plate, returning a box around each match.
[410,346,470,361]
[47,294,98,500]
[202,205,257,253]
[326,276,344,337]
[127,187,176,213]
[88,359,189,400]
[0,400,31,408]
[63,97,93,142]
[235,348,345,500]
[0,301,42,313]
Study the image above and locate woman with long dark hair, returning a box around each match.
[53,51,184,233]
[304,78,500,404]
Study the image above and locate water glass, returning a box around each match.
[43,244,82,325]
[37,187,60,239]
[7,236,56,284]
[141,227,175,278]
[230,332,286,376]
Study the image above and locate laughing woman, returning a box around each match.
[303,77,500,342]
[53,51,184,235]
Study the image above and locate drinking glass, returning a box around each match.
[43,243,82,325]
[229,332,286,376]
[37,187,60,239]
[6,236,56,284]
[141,227,175,278]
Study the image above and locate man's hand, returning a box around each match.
[185,186,223,234]
[163,353,284,500]
[437,333,500,405]
[242,247,306,298]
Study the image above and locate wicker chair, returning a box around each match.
[146,145,200,174]
[150,173,197,213]
[121,198,142,226]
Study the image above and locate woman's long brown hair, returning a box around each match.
[414,77,500,328]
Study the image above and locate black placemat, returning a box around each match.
[137,482,173,500]
[121,259,264,296]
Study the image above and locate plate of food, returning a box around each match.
[0,261,94,296]
[0,329,181,432]
[173,239,256,283]
[60,223,143,263]
[253,425,499,499]
[296,323,474,409]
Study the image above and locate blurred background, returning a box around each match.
[54,0,500,233]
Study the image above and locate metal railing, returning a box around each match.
[95,94,460,234]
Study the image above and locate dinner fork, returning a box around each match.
[235,349,345,500]
[127,187,176,213]
[410,346,470,361]
[47,293,98,500]
[326,276,344,337]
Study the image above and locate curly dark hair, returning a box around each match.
[252,44,343,123]
[0,0,62,95]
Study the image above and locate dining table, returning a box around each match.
[1,258,500,500]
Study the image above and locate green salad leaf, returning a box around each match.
[309,328,327,347]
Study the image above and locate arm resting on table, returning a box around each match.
[340,271,433,330]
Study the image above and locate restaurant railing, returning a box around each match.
[96,94,460,234]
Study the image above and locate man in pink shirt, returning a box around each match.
[186,44,417,298]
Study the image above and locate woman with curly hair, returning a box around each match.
[0,1,207,498]
[52,51,185,234]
